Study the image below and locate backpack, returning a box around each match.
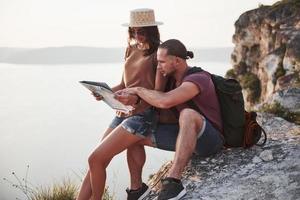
[185,67,267,148]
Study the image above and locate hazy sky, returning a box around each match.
[0,0,278,48]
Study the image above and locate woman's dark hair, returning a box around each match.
[128,26,160,56]
[159,39,194,59]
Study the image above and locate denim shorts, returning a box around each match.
[109,108,156,138]
[151,118,224,157]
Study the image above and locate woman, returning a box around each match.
[77,8,164,200]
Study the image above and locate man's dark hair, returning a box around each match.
[159,39,194,59]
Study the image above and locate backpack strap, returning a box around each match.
[256,128,267,146]
[185,66,209,119]
[185,66,212,117]
[185,66,204,76]
[243,111,267,148]
[166,66,206,120]
[164,77,180,118]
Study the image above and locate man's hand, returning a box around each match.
[114,90,139,105]
[118,87,139,95]
[91,92,103,101]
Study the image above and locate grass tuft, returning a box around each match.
[240,72,261,103]
[259,101,300,124]
[3,166,114,200]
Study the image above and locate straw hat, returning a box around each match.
[122,8,163,27]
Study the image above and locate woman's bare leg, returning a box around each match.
[126,136,154,190]
[88,126,144,200]
[77,127,114,200]
[127,144,145,190]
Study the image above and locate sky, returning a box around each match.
[0,0,278,48]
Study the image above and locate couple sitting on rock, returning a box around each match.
[77,9,224,200]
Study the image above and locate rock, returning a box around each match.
[147,161,172,192]
[230,0,300,110]
[252,156,262,163]
[259,150,274,161]
[267,88,300,113]
[146,114,300,200]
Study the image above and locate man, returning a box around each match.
[118,39,224,200]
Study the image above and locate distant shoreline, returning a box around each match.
[0,46,233,64]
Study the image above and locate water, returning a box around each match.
[0,62,229,199]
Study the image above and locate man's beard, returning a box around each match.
[160,65,176,77]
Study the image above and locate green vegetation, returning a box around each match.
[259,101,300,125]
[294,71,300,87]
[274,64,286,79]
[240,72,261,103]
[272,0,300,8]
[3,167,114,200]
[102,187,114,200]
[235,62,248,75]
[28,183,114,200]
[225,68,237,79]
[29,180,78,200]
[226,68,263,104]
[273,63,286,84]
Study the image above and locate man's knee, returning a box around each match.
[179,108,204,131]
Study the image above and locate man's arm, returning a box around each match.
[135,82,200,108]
[154,68,168,91]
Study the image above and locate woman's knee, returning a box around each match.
[88,149,111,169]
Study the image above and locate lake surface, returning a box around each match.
[0,62,229,199]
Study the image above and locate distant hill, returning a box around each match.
[191,47,233,63]
[0,46,233,64]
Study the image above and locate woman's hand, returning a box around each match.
[116,110,134,117]
[91,92,103,101]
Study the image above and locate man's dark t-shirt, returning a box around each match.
[173,70,223,132]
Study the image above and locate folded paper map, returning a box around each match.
[79,81,134,114]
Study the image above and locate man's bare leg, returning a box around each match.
[168,108,204,179]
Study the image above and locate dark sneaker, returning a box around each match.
[157,177,186,200]
[126,182,151,200]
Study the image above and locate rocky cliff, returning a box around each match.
[228,0,300,124]
[146,1,300,199]
[146,113,300,200]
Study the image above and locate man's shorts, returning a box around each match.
[151,118,224,157]
[109,108,156,138]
